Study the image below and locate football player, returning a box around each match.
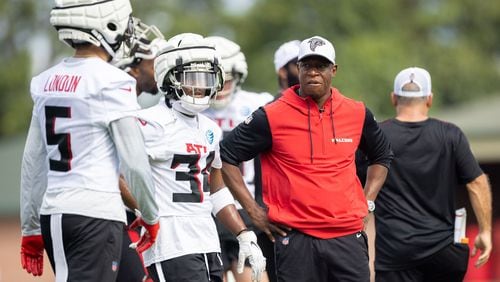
[113,17,167,109]
[20,1,159,281]
[112,17,168,282]
[133,33,266,282]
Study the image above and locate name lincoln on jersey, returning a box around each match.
[44,74,82,93]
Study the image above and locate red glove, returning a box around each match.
[21,235,44,276]
[128,216,160,253]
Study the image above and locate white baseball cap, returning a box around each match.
[393,67,432,97]
[298,36,335,64]
[273,40,300,73]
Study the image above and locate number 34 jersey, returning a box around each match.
[135,101,223,264]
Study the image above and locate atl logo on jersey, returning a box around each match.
[185,143,207,154]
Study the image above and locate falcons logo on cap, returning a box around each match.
[308,38,325,51]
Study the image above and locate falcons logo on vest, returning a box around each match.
[308,38,325,51]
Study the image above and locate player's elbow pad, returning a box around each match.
[211,187,235,216]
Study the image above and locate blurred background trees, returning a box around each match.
[1,0,499,136]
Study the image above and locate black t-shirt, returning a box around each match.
[375,118,483,271]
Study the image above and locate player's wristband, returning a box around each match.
[211,187,235,216]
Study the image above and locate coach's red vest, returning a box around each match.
[261,85,367,239]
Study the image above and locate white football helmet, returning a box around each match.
[205,36,248,109]
[50,0,133,58]
[155,33,224,114]
[113,17,167,72]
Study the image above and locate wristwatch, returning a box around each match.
[367,200,375,213]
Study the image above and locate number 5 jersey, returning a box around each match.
[22,57,140,236]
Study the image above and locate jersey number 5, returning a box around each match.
[171,152,215,203]
[45,106,72,172]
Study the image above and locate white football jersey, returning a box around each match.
[136,102,223,265]
[30,57,139,223]
[204,89,274,208]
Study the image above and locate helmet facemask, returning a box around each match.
[127,18,165,61]
[168,61,222,114]
[113,17,166,71]
[112,17,167,104]
[154,33,225,114]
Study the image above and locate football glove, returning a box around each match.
[237,230,266,282]
[128,210,160,253]
[20,235,44,276]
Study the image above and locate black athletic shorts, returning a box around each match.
[375,242,469,282]
[40,214,123,282]
[274,230,370,282]
[147,252,223,282]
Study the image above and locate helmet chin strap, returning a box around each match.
[172,100,199,117]
[171,86,212,115]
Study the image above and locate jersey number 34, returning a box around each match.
[171,152,215,203]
